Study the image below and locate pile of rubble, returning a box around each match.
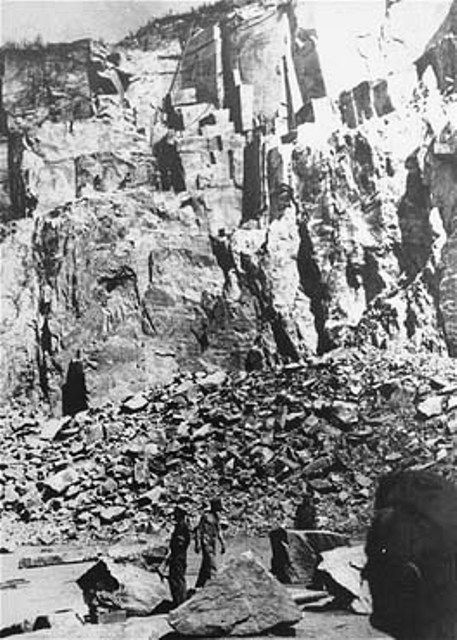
[1,344,457,547]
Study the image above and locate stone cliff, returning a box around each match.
[1,0,457,411]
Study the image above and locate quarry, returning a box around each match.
[1,0,457,638]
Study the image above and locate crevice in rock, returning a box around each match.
[7,131,26,220]
[397,152,433,281]
[70,249,81,318]
[269,312,300,362]
[141,301,156,336]
[191,317,210,352]
[98,265,138,293]
[296,221,334,355]
[209,231,236,286]
[34,320,50,400]
[361,248,385,304]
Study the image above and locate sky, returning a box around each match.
[1,0,202,44]
[1,0,451,50]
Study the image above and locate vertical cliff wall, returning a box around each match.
[425,133,457,356]
[1,0,457,410]
[0,220,38,401]
[175,25,224,107]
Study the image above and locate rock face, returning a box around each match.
[168,552,302,636]
[425,135,457,357]
[1,0,457,408]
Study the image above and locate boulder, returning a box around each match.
[4,484,19,505]
[107,540,167,570]
[270,529,350,585]
[168,551,301,636]
[85,423,104,445]
[417,395,444,419]
[44,467,79,495]
[99,506,126,523]
[40,417,71,440]
[282,530,317,585]
[77,559,168,621]
[198,370,227,389]
[318,544,372,614]
[138,486,163,507]
[122,394,149,413]
[326,401,359,429]
[301,530,350,552]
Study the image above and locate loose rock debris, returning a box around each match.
[1,346,457,548]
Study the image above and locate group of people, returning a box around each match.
[161,497,225,608]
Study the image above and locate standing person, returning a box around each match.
[294,486,317,530]
[163,505,191,608]
[194,497,225,588]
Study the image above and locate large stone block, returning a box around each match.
[224,8,294,124]
[77,559,168,621]
[176,25,223,107]
[168,551,302,636]
[277,529,317,585]
[270,528,350,586]
[292,26,327,103]
[372,80,394,118]
[339,90,358,128]
[353,81,373,123]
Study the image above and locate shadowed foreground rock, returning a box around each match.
[364,470,457,640]
[168,551,302,636]
[77,559,168,621]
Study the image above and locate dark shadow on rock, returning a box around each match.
[270,623,297,636]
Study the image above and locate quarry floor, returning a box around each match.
[0,535,390,640]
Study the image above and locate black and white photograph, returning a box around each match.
[1,0,457,637]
